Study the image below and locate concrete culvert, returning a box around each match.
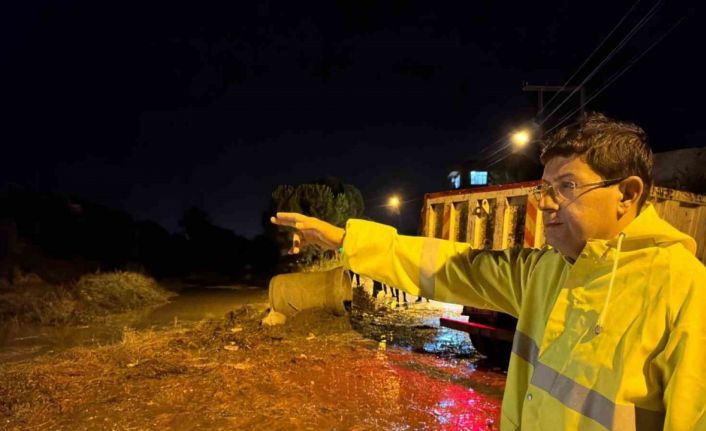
[262,266,352,326]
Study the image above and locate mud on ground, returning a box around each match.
[0,288,505,430]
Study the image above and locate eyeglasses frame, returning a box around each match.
[532,177,627,203]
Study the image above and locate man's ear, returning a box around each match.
[618,176,644,215]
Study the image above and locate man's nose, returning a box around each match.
[537,193,559,212]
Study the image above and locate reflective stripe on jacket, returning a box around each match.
[341,204,706,430]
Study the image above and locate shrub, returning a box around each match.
[0,271,172,326]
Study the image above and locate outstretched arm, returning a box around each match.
[271,212,544,317]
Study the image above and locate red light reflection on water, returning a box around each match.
[384,350,504,430]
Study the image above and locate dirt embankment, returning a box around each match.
[0,271,174,326]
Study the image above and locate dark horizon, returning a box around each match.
[2,1,702,238]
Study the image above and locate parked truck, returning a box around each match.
[420,181,706,368]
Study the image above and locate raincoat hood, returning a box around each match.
[604,203,697,254]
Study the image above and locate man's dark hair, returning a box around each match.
[540,112,654,210]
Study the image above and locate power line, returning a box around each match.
[539,0,644,117]
[539,0,663,128]
[474,1,674,173]
[543,14,686,137]
[489,12,682,170]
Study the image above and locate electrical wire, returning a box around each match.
[539,0,644,117]
[539,0,663,127]
[542,14,686,137]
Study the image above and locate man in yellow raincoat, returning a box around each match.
[271,113,706,430]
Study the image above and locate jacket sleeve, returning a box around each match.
[655,264,706,431]
[341,218,545,317]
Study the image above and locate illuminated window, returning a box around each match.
[448,171,461,189]
[470,171,488,185]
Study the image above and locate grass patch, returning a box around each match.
[0,271,173,326]
[296,255,343,273]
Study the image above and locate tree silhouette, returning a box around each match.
[268,179,364,268]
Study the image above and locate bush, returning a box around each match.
[0,271,172,326]
[74,272,172,316]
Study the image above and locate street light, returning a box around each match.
[511,129,531,149]
[387,195,402,230]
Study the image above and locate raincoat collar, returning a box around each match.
[581,203,697,259]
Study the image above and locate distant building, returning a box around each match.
[446,146,706,195]
[653,147,706,194]
[446,151,542,190]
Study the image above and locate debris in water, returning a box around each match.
[378,335,387,351]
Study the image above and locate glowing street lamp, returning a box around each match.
[388,195,401,210]
[511,129,531,149]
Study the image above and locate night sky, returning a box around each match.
[2,1,701,238]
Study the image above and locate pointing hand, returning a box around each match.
[270,212,345,254]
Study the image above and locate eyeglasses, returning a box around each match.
[531,177,626,202]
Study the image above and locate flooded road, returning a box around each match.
[1,283,468,362]
[0,285,269,363]
[134,285,269,327]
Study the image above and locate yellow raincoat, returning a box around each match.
[341,204,706,430]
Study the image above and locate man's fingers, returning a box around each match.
[294,232,314,249]
[270,215,295,227]
[271,212,307,228]
[288,231,300,255]
[271,213,312,237]
[270,212,332,252]
[287,232,311,255]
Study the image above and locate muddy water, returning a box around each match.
[300,346,506,430]
[1,284,508,429]
[0,285,270,363]
[134,285,269,327]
